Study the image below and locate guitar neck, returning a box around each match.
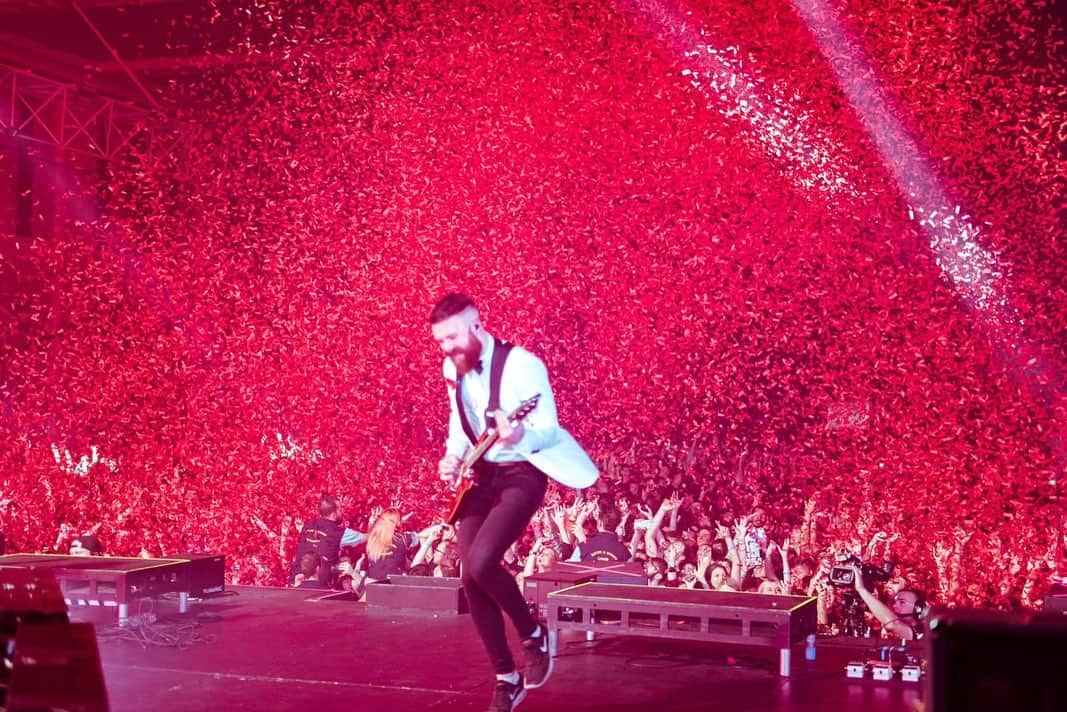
[463,429,499,469]
[457,394,540,474]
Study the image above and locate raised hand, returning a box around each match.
[953,526,973,549]
[1009,553,1023,576]
[548,503,565,524]
[544,506,559,528]
[734,517,748,543]
[850,564,867,592]
[568,493,584,518]
[697,546,713,572]
[931,541,953,567]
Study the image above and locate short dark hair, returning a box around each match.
[598,507,622,532]
[318,494,339,519]
[73,535,103,555]
[429,293,476,324]
[299,552,320,578]
[647,557,667,576]
[899,587,928,617]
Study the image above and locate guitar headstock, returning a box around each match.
[510,394,541,422]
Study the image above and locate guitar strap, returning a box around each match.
[455,338,514,445]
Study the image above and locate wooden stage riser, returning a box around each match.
[544,583,818,676]
[550,606,815,646]
[554,614,788,638]
[0,554,195,623]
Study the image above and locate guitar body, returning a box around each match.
[443,394,540,525]
[446,464,476,525]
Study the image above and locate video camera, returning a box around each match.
[829,553,893,590]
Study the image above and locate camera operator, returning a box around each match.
[851,564,926,641]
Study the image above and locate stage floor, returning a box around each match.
[72,585,922,712]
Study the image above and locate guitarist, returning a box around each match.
[430,293,597,712]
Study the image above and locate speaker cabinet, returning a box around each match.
[7,623,109,711]
[926,608,1067,712]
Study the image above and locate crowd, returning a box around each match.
[288,458,1066,639]
[8,430,1063,641]
[10,443,1063,639]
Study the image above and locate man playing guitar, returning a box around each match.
[430,293,597,712]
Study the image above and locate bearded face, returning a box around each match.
[432,311,484,376]
[448,327,482,376]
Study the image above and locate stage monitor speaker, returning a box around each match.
[0,567,69,625]
[175,552,227,598]
[0,569,106,710]
[7,622,109,712]
[925,608,1067,712]
[1043,583,1067,615]
[366,575,468,614]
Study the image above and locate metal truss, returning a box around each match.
[0,63,190,164]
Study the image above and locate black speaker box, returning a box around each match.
[1,569,108,710]
[7,623,109,712]
[175,552,226,598]
[926,608,1067,712]
[365,575,468,614]
[1043,583,1067,615]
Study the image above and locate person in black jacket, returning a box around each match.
[571,506,632,563]
[290,494,365,586]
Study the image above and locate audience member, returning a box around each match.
[569,505,631,563]
[290,493,365,586]
[294,552,331,590]
[69,535,104,557]
[852,565,927,641]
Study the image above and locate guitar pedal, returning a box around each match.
[846,661,866,679]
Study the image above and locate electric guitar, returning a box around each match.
[445,394,541,525]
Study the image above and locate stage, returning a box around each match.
[71,586,922,711]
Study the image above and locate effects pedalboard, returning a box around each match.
[845,645,923,682]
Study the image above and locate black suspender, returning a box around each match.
[454,338,514,445]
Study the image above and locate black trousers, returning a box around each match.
[457,461,547,675]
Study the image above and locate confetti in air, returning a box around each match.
[1,0,1063,598]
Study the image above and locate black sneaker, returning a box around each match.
[522,628,553,689]
[487,674,526,712]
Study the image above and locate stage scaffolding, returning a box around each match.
[0,63,189,165]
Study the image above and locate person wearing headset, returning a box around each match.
[851,564,927,641]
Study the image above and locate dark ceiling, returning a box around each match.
[0,0,281,109]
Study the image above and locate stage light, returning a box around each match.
[622,0,860,197]
[789,0,1066,461]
